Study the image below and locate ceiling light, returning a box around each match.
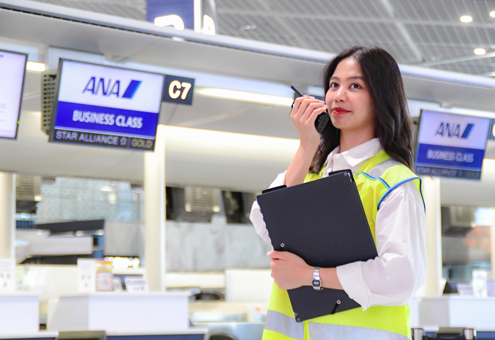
[474,48,486,55]
[26,61,45,72]
[240,24,257,31]
[460,15,473,23]
[195,88,293,106]
[490,11,495,18]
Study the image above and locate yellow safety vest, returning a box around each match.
[263,151,424,340]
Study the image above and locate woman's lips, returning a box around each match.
[332,108,350,115]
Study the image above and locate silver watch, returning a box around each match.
[312,267,323,291]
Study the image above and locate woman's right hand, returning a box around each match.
[290,96,327,150]
[285,96,327,187]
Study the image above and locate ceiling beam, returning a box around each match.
[216,8,495,29]
[418,52,495,67]
[480,71,495,77]
[379,0,423,63]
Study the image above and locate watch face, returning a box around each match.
[312,279,321,288]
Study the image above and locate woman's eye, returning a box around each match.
[330,82,339,88]
[350,83,361,89]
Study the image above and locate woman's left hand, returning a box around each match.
[268,251,313,290]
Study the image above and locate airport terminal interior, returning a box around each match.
[1,0,495,339]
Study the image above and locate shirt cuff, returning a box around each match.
[336,262,374,311]
[249,200,271,243]
[248,171,287,244]
[270,171,286,188]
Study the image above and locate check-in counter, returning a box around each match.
[0,333,58,340]
[0,293,39,333]
[189,301,268,340]
[419,296,495,330]
[47,292,207,339]
[0,293,57,340]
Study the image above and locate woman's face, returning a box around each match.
[325,57,375,137]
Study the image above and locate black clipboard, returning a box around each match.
[256,169,378,322]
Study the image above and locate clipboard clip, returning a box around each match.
[330,300,341,314]
[342,171,353,182]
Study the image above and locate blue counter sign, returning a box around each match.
[415,110,490,180]
[50,60,165,151]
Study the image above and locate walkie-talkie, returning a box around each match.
[290,85,329,134]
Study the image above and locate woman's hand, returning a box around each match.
[290,96,327,150]
[285,96,327,187]
[268,250,313,290]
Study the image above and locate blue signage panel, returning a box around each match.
[50,60,165,151]
[489,119,495,140]
[415,110,490,180]
[146,0,195,29]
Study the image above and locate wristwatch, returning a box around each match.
[312,267,323,291]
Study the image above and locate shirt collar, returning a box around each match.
[324,138,383,169]
[340,138,383,168]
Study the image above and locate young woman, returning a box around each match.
[250,46,426,340]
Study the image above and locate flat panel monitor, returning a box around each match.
[415,110,490,180]
[0,49,27,139]
[50,59,165,151]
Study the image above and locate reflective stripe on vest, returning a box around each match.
[264,310,410,340]
[263,151,424,340]
[264,310,305,340]
[308,322,410,340]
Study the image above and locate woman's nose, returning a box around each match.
[334,87,346,102]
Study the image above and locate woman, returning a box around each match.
[250,46,426,340]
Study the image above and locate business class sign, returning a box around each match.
[415,110,490,180]
[50,60,165,151]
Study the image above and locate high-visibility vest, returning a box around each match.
[263,151,424,340]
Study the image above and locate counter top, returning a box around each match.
[420,295,495,300]
[0,332,57,339]
[0,292,40,297]
[105,328,208,336]
[57,292,191,298]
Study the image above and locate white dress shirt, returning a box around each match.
[250,138,426,311]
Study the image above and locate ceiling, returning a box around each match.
[0,0,495,208]
[30,0,495,77]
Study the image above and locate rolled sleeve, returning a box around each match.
[249,171,287,243]
[336,262,374,310]
[336,181,426,310]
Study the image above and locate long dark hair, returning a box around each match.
[309,46,414,173]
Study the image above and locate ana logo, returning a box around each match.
[435,122,474,139]
[82,77,142,99]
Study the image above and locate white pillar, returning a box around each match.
[422,176,443,297]
[491,209,495,273]
[144,125,166,291]
[0,172,16,259]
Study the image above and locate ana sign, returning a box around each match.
[50,60,165,150]
[415,110,490,180]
